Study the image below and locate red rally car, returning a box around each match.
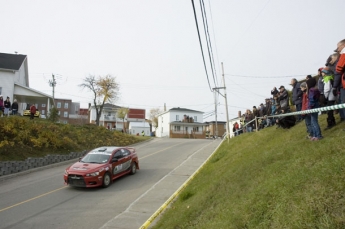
[64,146,139,188]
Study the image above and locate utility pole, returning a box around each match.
[49,74,56,106]
[213,62,230,143]
[214,90,218,138]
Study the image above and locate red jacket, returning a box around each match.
[336,52,345,88]
[301,92,308,114]
[30,105,37,114]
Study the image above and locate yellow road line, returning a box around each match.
[0,186,67,213]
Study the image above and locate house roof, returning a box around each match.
[0,53,27,71]
[90,103,122,109]
[169,107,203,113]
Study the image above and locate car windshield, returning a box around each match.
[80,153,110,164]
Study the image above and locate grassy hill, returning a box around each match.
[0,116,147,161]
[152,114,345,229]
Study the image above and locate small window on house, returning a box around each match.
[42,104,46,108]
[176,115,179,121]
[63,120,68,124]
[193,127,199,132]
[174,126,180,131]
[64,103,68,109]
[57,102,61,108]
[64,111,68,117]
[194,116,197,122]
[41,110,45,115]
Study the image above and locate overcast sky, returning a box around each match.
[1,0,345,121]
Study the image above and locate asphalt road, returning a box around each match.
[0,138,222,229]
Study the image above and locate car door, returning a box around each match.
[111,149,131,176]
[120,149,132,171]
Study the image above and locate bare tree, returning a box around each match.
[79,75,119,126]
[149,108,162,131]
[117,107,129,133]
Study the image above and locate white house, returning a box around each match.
[0,52,53,115]
[89,103,123,129]
[128,121,150,136]
[156,107,206,139]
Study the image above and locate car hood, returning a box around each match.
[68,162,105,172]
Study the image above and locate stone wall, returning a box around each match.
[0,151,86,176]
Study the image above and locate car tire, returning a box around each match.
[129,162,136,175]
[102,172,111,188]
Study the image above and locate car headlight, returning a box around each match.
[64,170,69,175]
[86,172,99,177]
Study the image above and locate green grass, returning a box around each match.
[152,115,345,229]
[0,116,148,161]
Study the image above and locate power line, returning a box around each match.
[191,0,213,92]
[225,74,308,78]
[200,0,217,87]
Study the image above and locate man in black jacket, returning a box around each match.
[290,78,303,121]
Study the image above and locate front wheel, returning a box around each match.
[129,162,136,175]
[102,172,111,188]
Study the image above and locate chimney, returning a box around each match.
[238,111,241,118]
[164,103,166,111]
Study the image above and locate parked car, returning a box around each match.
[22,104,40,118]
[64,146,139,188]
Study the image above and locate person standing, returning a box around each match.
[11,99,18,115]
[317,68,326,111]
[0,95,4,117]
[244,109,254,132]
[4,97,11,117]
[141,130,145,136]
[306,78,323,141]
[290,78,302,121]
[333,39,345,122]
[322,67,336,129]
[300,82,312,139]
[278,85,289,108]
[30,104,37,120]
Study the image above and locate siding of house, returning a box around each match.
[156,109,204,138]
[0,71,15,99]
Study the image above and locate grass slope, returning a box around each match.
[0,116,147,161]
[152,115,345,229]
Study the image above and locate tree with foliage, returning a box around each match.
[149,108,162,131]
[47,107,60,122]
[117,107,129,133]
[79,75,120,126]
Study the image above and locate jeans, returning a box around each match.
[295,103,302,121]
[246,126,253,132]
[304,114,312,136]
[340,88,345,119]
[310,112,322,138]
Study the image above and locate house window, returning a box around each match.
[64,111,68,117]
[108,112,111,116]
[193,127,199,132]
[194,116,197,122]
[42,104,46,108]
[174,126,180,131]
[41,110,45,115]
[57,102,61,108]
[64,103,68,109]
[63,120,68,124]
[176,115,179,121]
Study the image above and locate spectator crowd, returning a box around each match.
[233,38,345,141]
